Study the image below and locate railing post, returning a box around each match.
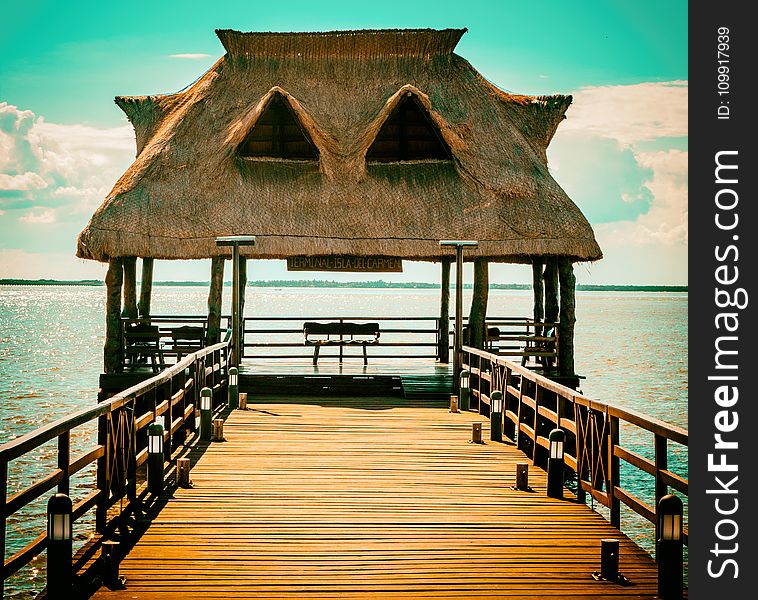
[654,433,669,540]
[96,415,108,533]
[574,404,587,505]
[127,400,138,505]
[608,411,621,528]
[57,431,70,496]
[1,459,7,598]
[532,385,543,464]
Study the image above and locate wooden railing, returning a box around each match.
[242,315,554,362]
[0,338,230,594]
[462,345,688,545]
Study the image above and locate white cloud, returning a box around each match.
[19,207,56,224]
[0,171,47,191]
[562,80,687,146]
[549,81,688,284]
[169,53,212,59]
[0,102,133,217]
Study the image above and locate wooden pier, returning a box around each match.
[1,339,687,598]
[90,396,659,598]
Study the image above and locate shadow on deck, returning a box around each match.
[87,396,660,599]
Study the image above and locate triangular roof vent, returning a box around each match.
[238,93,319,160]
[367,93,451,162]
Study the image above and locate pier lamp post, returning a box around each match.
[546,428,565,499]
[439,240,478,382]
[228,366,239,409]
[47,492,73,596]
[200,386,213,441]
[459,369,471,411]
[657,494,683,600]
[147,421,164,494]
[490,391,503,442]
[216,235,256,368]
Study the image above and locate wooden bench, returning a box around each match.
[303,322,380,365]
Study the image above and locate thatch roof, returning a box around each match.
[77,28,602,264]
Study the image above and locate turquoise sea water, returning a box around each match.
[0,286,688,597]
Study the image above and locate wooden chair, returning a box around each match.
[124,322,165,373]
[170,325,206,359]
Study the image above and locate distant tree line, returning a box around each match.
[1,278,687,292]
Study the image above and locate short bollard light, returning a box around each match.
[239,392,248,410]
[546,428,565,499]
[459,370,470,411]
[177,457,192,488]
[600,538,619,580]
[212,418,225,442]
[514,462,530,491]
[228,367,239,409]
[657,494,683,600]
[100,540,126,590]
[490,391,503,443]
[449,394,459,413]
[591,538,629,584]
[47,493,73,595]
[147,421,164,494]
[471,422,483,444]
[200,386,213,441]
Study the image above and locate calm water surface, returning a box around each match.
[0,286,688,597]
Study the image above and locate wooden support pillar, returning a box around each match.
[532,259,544,335]
[207,257,225,344]
[238,256,247,361]
[121,256,138,319]
[543,258,559,325]
[467,258,489,349]
[557,257,576,377]
[438,257,451,363]
[104,258,124,374]
[138,258,154,318]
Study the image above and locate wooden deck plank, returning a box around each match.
[91,396,660,598]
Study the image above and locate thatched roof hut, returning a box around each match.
[77,28,601,264]
[88,28,600,381]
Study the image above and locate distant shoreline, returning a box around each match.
[0,278,687,292]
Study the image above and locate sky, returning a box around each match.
[0,1,688,285]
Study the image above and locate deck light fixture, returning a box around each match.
[216,235,256,368]
[100,540,126,590]
[490,390,503,442]
[459,369,471,411]
[449,394,459,413]
[439,240,478,381]
[657,494,683,599]
[229,366,239,409]
[591,538,629,585]
[47,492,73,594]
[471,422,483,444]
[200,386,213,441]
[547,428,565,499]
[515,463,530,491]
[147,421,164,494]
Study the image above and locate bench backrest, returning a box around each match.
[171,325,205,345]
[303,322,380,338]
